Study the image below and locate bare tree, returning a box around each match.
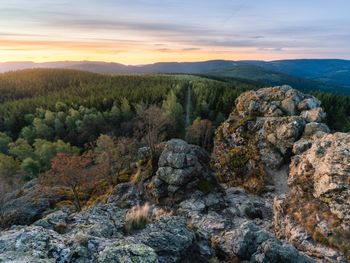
[134,104,176,173]
[186,118,214,151]
[95,135,137,185]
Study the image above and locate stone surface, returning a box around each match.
[146,139,214,203]
[131,216,195,263]
[98,243,158,263]
[214,221,313,262]
[214,85,328,192]
[3,86,348,263]
[107,182,142,208]
[274,196,347,262]
[1,180,69,228]
[252,239,315,263]
[289,133,350,224]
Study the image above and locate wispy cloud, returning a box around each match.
[0,0,349,62]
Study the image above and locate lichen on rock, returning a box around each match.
[213,85,328,194]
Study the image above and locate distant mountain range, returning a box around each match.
[1,59,350,94]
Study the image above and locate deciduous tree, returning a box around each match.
[95,135,137,185]
[134,105,176,173]
[42,152,100,211]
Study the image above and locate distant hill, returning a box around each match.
[245,59,350,88]
[1,59,350,94]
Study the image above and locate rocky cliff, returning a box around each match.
[0,86,349,262]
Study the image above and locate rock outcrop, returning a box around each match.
[146,139,214,203]
[1,179,69,228]
[274,132,350,262]
[213,85,328,193]
[214,221,314,263]
[2,86,350,262]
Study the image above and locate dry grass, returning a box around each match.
[124,203,172,233]
[130,160,152,185]
[286,171,350,260]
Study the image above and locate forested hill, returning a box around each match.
[0,69,349,139]
[0,68,349,204]
[0,69,256,139]
[1,59,350,94]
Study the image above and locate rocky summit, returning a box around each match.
[1,85,350,262]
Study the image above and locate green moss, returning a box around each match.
[229,147,252,169]
[228,115,255,134]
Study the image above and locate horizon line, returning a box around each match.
[0,57,349,66]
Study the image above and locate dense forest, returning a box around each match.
[0,69,255,187]
[1,68,350,210]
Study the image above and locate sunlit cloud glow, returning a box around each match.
[0,0,349,63]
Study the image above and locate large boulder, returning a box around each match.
[273,132,350,261]
[1,180,69,228]
[129,216,195,263]
[213,85,328,193]
[289,133,350,223]
[274,196,347,262]
[145,139,215,203]
[214,221,313,262]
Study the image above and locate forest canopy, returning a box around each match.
[0,68,349,187]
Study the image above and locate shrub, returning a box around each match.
[124,203,171,233]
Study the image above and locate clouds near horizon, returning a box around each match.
[0,0,349,63]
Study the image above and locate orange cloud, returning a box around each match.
[0,37,327,64]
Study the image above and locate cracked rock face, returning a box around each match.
[1,179,69,229]
[146,139,214,203]
[213,221,314,263]
[272,132,350,262]
[289,133,350,221]
[213,85,329,192]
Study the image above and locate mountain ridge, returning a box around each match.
[1,59,350,94]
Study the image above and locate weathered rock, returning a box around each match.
[33,210,69,233]
[292,139,312,155]
[263,116,306,155]
[0,226,73,262]
[1,180,68,228]
[107,183,142,208]
[214,221,274,260]
[130,216,195,263]
[303,122,330,137]
[214,221,312,262]
[252,239,315,263]
[290,133,350,223]
[274,196,347,262]
[214,85,328,192]
[146,139,214,203]
[301,107,326,123]
[68,203,127,238]
[98,243,158,263]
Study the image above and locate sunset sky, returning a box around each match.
[0,0,349,64]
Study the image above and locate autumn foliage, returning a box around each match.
[41,151,102,211]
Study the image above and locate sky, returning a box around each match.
[0,0,349,64]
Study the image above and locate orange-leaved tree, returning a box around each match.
[41,151,101,211]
